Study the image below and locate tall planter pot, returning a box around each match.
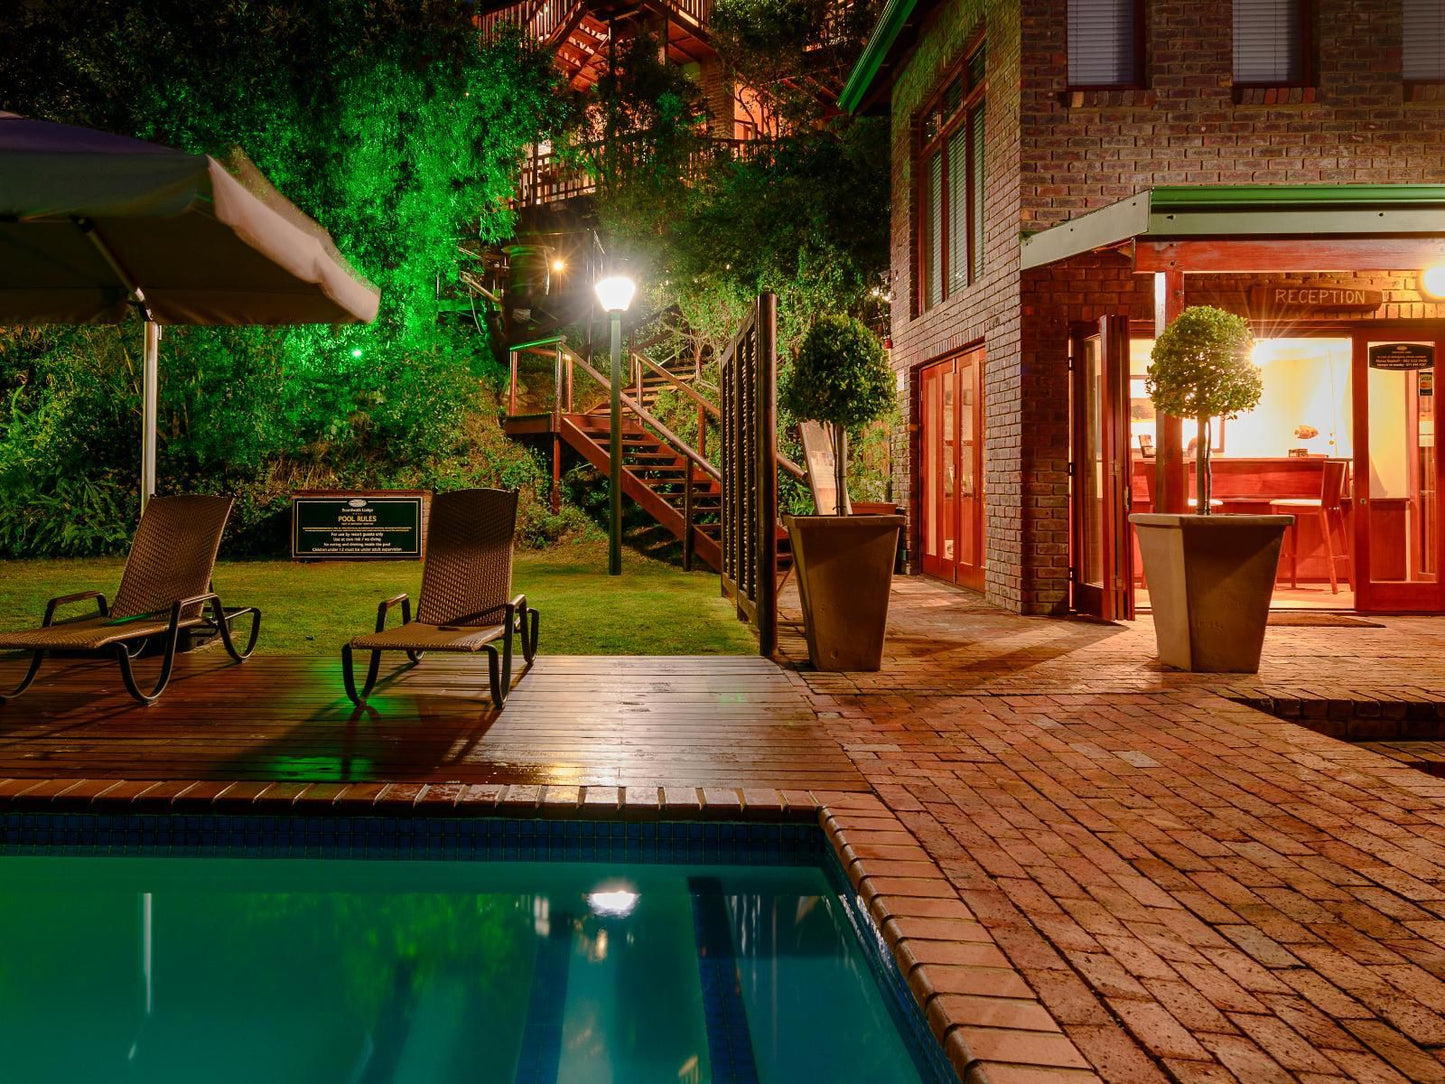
[1130,513,1292,673]
[784,514,904,672]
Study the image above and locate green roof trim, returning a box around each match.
[1019,184,1445,271]
[839,0,918,115]
[1150,184,1445,210]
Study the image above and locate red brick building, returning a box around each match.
[844,0,1445,617]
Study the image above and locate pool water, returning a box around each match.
[0,854,945,1083]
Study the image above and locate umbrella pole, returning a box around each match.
[141,321,159,513]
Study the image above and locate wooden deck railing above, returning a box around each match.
[478,0,711,44]
[516,136,769,207]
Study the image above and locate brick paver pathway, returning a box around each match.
[781,578,1445,1082]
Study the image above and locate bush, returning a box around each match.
[781,315,894,510]
[1147,305,1262,512]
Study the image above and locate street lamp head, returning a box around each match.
[594,274,636,314]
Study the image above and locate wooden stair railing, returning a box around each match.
[565,347,726,571]
[502,334,802,583]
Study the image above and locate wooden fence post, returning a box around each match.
[755,292,778,656]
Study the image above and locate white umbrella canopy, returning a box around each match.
[0,112,380,504]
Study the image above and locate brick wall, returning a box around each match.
[889,0,1024,606]
[888,0,1445,614]
[1020,0,1444,230]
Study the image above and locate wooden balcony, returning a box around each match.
[478,0,715,91]
[515,135,770,207]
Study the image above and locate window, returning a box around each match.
[1068,0,1141,87]
[917,41,986,314]
[1234,0,1309,86]
[1404,0,1445,83]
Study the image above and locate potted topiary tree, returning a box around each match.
[781,315,903,671]
[1129,306,1290,673]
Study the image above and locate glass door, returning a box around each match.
[919,348,986,589]
[1070,317,1134,620]
[1354,336,1445,611]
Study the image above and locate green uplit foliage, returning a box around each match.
[0,1,571,555]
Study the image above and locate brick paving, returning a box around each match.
[782,576,1445,1082]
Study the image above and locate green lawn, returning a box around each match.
[0,539,754,655]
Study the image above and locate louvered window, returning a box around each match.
[1234,0,1307,85]
[1068,0,1141,87]
[1404,0,1445,82]
[918,41,986,315]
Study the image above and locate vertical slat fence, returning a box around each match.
[719,293,778,655]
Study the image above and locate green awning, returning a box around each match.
[1020,185,1445,271]
[839,0,919,115]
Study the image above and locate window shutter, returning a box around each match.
[1404,0,1445,81]
[926,150,943,311]
[947,128,968,296]
[1068,0,1139,86]
[969,105,985,282]
[1234,0,1304,84]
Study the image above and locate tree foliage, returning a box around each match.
[0,1,571,555]
[1147,305,1262,514]
[783,315,894,430]
[1147,306,1262,421]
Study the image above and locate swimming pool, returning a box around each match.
[0,815,952,1083]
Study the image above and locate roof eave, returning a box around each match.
[839,0,919,115]
[1020,186,1445,272]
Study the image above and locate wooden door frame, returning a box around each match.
[1069,316,1134,621]
[1352,329,1445,612]
[913,345,987,589]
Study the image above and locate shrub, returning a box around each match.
[781,315,894,511]
[1147,306,1262,513]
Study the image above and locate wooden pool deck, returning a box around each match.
[12,583,1445,1082]
[0,650,864,797]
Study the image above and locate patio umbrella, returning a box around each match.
[0,112,380,507]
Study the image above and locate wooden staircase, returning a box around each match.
[563,411,724,570]
[502,337,797,576]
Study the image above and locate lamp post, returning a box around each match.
[594,273,636,575]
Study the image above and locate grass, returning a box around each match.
[0,539,755,656]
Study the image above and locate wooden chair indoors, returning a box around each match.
[342,488,539,709]
[1270,458,1352,593]
[0,495,261,705]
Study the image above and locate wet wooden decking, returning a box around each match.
[0,651,863,792]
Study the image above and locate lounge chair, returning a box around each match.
[0,495,261,705]
[341,488,539,708]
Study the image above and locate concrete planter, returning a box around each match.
[784,514,904,672]
[1130,513,1292,673]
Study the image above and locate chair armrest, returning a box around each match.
[510,593,528,617]
[43,590,109,626]
[375,593,411,633]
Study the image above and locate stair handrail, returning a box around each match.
[507,332,570,418]
[778,452,807,482]
[565,346,722,483]
[633,351,720,419]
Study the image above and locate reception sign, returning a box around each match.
[292,492,426,559]
[1249,285,1383,313]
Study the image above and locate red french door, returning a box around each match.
[1353,334,1445,612]
[1070,317,1135,620]
[919,347,985,590]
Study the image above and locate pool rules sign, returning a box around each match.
[292,492,425,560]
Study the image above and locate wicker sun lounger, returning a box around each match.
[0,495,261,705]
[341,488,539,708]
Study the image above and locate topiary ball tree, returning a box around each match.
[783,314,895,513]
[1147,305,1262,514]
